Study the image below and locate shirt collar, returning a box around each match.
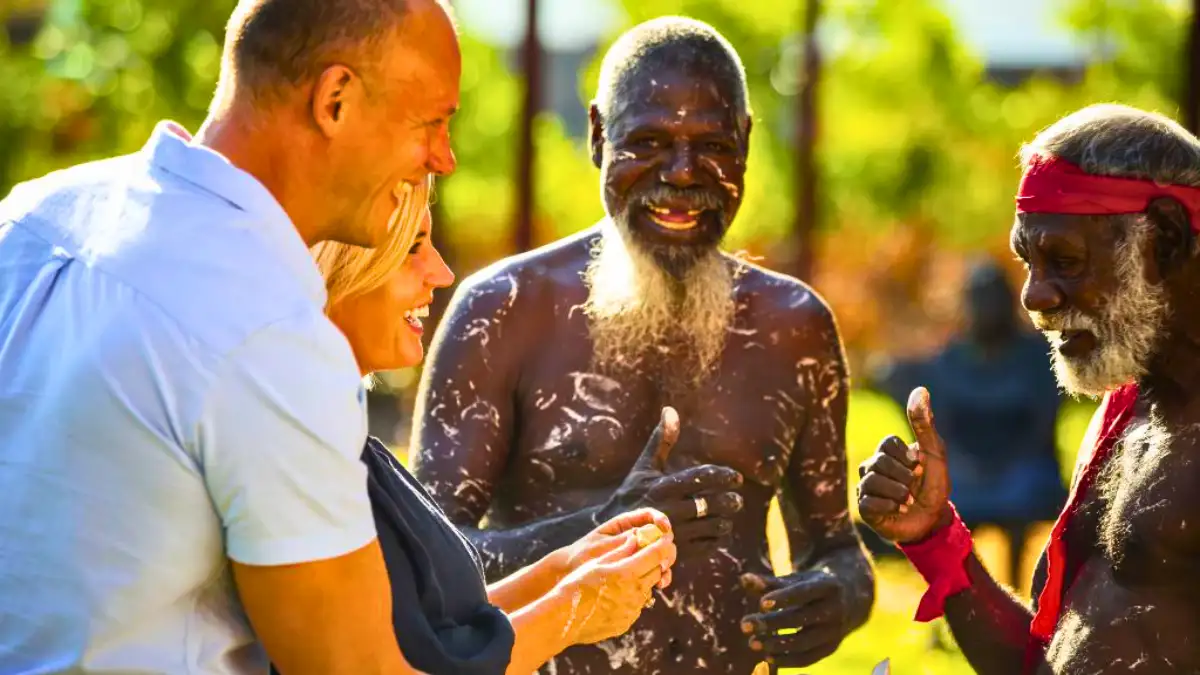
[142,121,326,306]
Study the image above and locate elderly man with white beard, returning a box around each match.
[857,102,1200,675]
[411,16,875,675]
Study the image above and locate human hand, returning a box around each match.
[738,569,851,669]
[856,387,952,544]
[560,508,675,590]
[598,407,745,558]
[557,527,678,646]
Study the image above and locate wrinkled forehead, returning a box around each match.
[609,68,742,134]
[1010,212,1116,253]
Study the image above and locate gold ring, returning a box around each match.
[694,496,709,519]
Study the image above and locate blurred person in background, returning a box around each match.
[412,16,874,674]
[308,179,678,675]
[867,258,1066,587]
[0,0,462,672]
[858,103,1200,674]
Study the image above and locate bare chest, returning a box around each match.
[509,329,817,494]
[1071,426,1200,586]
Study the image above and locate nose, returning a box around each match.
[428,127,456,176]
[427,244,455,289]
[660,142,697,188]
[1021,267,1064,314]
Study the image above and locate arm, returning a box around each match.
[939,396,1104,674]
[781,304,874,631]
[411,270,605,580]
[857,383,1102,675]
[201,311,419,674]
[486,549,568,615]
[940,544,1037,675]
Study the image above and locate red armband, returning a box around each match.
[897,504,973,622]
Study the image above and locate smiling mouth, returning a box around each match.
[646,204,705,231]
[404,304,430,332]
[1046,329,1095,356]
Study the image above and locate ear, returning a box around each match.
[588,102,605,169]
[740,116,753,163]
[311,65,361,138]
[1145,197,1195,275]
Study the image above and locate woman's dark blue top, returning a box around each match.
[361,436,514,675]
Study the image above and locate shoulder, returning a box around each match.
[733,258,842,353]
[202,306,364,454]
[442,226,599,325]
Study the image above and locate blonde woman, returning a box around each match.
[310,179,677,675]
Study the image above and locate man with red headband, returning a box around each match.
[858,103,1200,674]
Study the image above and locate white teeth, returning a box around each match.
[648,205,702,217]
[647,212,699,230]
[405,305,430,320]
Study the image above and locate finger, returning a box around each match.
[636,407,680,473]
[739,572,785,598]
[594,533,639,564]
[858,472,912,506]
[906,387,945,463]
[753,626,842,666]
[648,465,743,500]
[606,532,676,579]
[907,387,950,499]
[578,533,634,564]
[658,566,673,589]
[877,435,917,469]
[867,453,917,487]
[673,517,733,544]
[858,495,906,520]
[700,491,744,518]
[760,572,839,611]
[595,507,672,536]
[743,596,840,635]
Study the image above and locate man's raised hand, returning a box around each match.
[856,387,952,543]
[598,407,745,557]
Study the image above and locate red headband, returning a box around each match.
[1016,152,1200,232]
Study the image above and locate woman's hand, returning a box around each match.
[556,526,677,646]
[558,508,675,589]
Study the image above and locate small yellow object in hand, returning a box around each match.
[752,662,770,675]
[634,524,664,548]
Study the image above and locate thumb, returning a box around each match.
[637,407,680,472]
[906,387,950,503]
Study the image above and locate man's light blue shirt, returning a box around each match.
[0,122,375,673]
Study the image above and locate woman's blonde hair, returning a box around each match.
[313,176,432,312]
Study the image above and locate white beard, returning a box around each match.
[582,223,735,388]
[1031,221,1169,398]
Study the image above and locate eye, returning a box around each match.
[704,140,734,152]
[408,241,424,256]
[627,136,662,151]
[1051,255,1083,275]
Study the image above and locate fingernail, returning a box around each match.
[761,599,774,610]
[750,640,762,651]
[906,446,918,463]
[741,621,753,634]
[914,464,924,477]
[898,504,909,514]
[906,494,914,506]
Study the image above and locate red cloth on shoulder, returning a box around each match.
[1023,384,1140,672]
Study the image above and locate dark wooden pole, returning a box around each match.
[793,0,821,282]
[1184,0,1200,133]
[515,0,542,254]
